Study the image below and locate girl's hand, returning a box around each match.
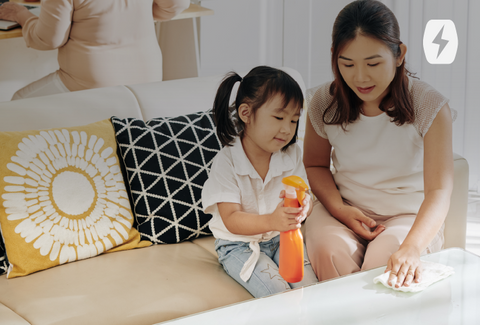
[269,199,302,232]
[385,245,422,288]
[336,205,385,241]
[278,190,311,224]
[0,2,27,22]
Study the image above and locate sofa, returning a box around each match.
[0,68,469,325]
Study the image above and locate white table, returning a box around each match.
[156,2,214,80]
[158,248,480,325]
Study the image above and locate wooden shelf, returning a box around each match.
[170,3,213,20]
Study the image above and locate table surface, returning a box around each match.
[159,248,480,325]
[0,1,213,40]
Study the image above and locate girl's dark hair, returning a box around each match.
[213,66,304,150]
[327,0,415,127]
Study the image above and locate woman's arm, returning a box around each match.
[22,0,73,50]
[303,114,341,213]
[0,2,35,26]
[303,114,385,240]
[387,103,454,288]
[153,0,190,21]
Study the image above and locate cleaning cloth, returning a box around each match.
[373,261,454,292]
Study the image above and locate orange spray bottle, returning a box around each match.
[279,176,309,283]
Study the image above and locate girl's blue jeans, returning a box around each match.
[215,235,318,298]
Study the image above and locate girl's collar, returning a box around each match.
[230,137,295,181]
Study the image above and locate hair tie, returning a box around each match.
[229,79,242,106]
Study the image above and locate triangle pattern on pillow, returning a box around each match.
[111,111,222,244]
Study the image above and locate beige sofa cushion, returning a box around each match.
[126,76,222,121]
[0,86,143,132]
[0,239,252,325]
[191,236,218,258]
[0,304,29,325]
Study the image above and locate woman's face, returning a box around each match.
[337,34,404,109]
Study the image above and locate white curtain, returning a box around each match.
[198,0,480,191]
[383,0,480,192]
[285,0,480,192]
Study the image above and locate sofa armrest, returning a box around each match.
[126,75,222,120]
[444,153,469,249]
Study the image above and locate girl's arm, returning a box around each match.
[387,103,453,288]
[218,201,302,236]
[303,115,385,240]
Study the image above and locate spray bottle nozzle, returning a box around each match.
[282,176,309,206]
[283,184,298,202]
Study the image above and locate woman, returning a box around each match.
[304,0,453,289]
[0,0,189,99]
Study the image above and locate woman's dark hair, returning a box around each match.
[213,66,304,151]
[327,0,415,127]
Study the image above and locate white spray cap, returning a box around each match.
[284,184,297,199]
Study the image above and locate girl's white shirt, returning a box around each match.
[307,77,451,216]
[202,137,309,281]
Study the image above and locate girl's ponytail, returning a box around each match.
[213,72,242,147]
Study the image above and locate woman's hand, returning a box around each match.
[0,2,28,22]
[336,205,385,241]
[297,192,312,224]
[385,245,422,288]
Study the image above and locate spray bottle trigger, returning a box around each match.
[282,176,309,206]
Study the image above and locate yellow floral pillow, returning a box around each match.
[0,119,150,278]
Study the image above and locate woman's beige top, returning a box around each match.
[307,77,450,216]
[22,0,190,91]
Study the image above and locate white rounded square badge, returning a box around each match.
[423,20,458,64]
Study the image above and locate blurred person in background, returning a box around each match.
[0,0,190,100]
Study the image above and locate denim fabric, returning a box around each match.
[215,236,318,298]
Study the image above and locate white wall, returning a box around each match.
[199,0,351,87]
[199,0,480,191]
[1,0,479,190]
[198,0,284,77]
[0,37,58,102]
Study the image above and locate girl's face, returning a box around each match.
[337,34,405,109]
[241,93,300,156]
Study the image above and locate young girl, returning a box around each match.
[202,66,318,298]
[304,0,453,289]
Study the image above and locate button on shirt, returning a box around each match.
[202,137,309,281]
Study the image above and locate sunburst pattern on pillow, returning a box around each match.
[0,119,150,278]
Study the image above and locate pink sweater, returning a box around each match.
[22,0,190,91]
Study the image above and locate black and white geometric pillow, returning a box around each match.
[0,235,7,276]
[111,111,221,244]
